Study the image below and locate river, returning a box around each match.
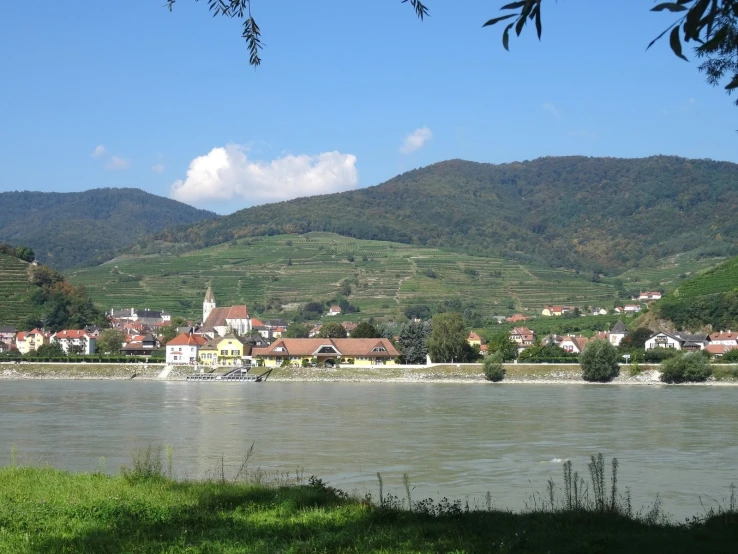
[1,381,736,520]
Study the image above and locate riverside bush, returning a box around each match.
[660,352,713,383]
[580,340,620,382]
[482,352,505,382]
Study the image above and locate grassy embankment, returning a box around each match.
[1,455,737,553]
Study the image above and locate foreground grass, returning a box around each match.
[1,467,737,553]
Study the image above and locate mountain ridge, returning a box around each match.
[0,188,216,269]
[143,155,738,274]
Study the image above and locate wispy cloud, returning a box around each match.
[91,145,107,158]
[105,156,130,171]
[542,102,563,120]
[152,163,165,174]
[568,129,597,140]
[399,126,433,154]
[170,144,359,206]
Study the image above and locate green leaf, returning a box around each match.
[503,22,514,51]
[500,1,528,9]
[515,14,526,36]
[651,3,688,12]
[482,13,517,27]
[669,25,688,61]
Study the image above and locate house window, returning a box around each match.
[318,346,338,354]
[276,357,282,364]
[231,350,239,355]
[220,349,228,355]
[371,347,387,352]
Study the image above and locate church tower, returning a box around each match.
[203,285,216,323]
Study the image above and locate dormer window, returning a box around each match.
[274,346,286,352]
[371,347,387,352]
[317,346,339,354]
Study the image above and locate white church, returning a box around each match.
[201,286,252,337]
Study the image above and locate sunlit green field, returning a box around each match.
[1,465,737,553]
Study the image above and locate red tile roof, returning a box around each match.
[202,305,250,328]
[252,338,400,358]
[53,330,92,340]
[709,331,738,342]
[167,333,208,347]
[706,344,738,355]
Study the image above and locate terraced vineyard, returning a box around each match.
[612,252,726,291]
[0,254,36,328]
[70,233,621,321]
[673,256,738,298]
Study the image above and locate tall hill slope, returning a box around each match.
[653,256,738,330]
[0,189,215,269]
[70,232,620,321]
[151,156,738,274]
[0,254,39,328]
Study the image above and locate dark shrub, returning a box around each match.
[483,352,506,382]
[580,340,620,382]
[660,352,712,383]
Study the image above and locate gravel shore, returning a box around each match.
[2,362,737,385]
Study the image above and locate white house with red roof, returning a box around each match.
[201,286,252,337]
[509,327,536,347]
[327,305,342,317]
[166,332,208,364]
[709,330,738,346]
[51,330,97,355]
[560,335,589,354]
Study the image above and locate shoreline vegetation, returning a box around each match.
[1,449,737,553]
[2,362,738,385]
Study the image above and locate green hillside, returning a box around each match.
[145,156,738,274]
[654,256,738,329]
[69,233,621,321]
[0,254,38,328]
[0,188,215,269]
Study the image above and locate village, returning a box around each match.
[1,286,736,367]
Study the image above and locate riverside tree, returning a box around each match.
[482,351,506,382]
[580,340,620,382]
[397,320,430,364]
[660,351,712,383]
[165,1,738,106]
[426,313,475,363]
[318,322,347,339]
[97,329,126,355]
[285,324,310,338]
[487,332,519,362]
[351,322,381,339]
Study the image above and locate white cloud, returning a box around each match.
[399,126,432,154]
[542,102,563,120]
[105,156,130,171]
[152,163,165,174]
[170,144,359,205]
[91,145,106,158]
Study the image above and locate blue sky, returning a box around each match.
[1,1,736,214]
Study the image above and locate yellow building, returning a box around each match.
[198,333,247,366]
[16,329,48,355]
[252,338,401,368]
[467,331,482,347]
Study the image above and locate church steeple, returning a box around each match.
[203,285,216,323]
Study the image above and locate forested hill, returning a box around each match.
[0,189,215,269]
[149,156,738,274]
